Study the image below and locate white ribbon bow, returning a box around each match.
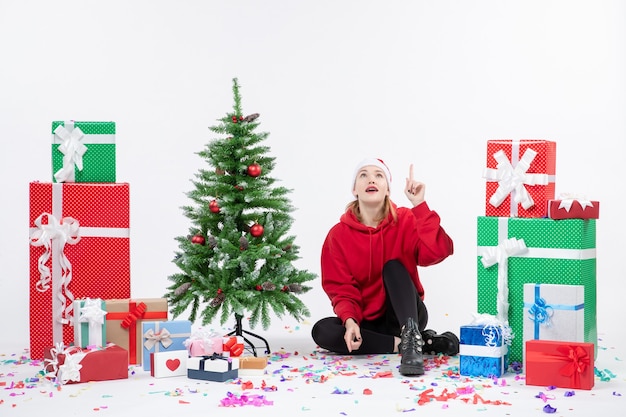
[480,237,528,324]
[79,298,107,345]
[483,148,549,210]
[557,193,594,212]
[143,328,173,350]
[29,212,81,324]
[79,298,107,326]
[470,313,513,347]
[44,343,86,384]
[54,123,88,183]
[58,350,86,384]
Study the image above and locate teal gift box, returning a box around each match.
[476,216,597,364]
[141,320,191,371]
[459,324,508,378]
[52,120,116,183]
[73,298,107,348]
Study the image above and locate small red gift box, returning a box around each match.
[483,140,556,218]
[29,182,131,360]
[43,343,128,384]
[525,340,594,390]
[547,196,599,220]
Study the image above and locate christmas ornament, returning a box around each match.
[283,244,292,251]
[209,289,225,307]
[261,281,276,291]
[191,234,205,245]
[239,236,249,250]
[247,162,262,177]
[255,285,262,291]
[207,235,217,249]
[209,199,220,213]
[174,282,192,296]
[235,185,244,191]
[250,223,264,237]
[231,116,238,123]
[242,113,260,123]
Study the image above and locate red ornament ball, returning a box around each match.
[191,234,205,245]
[250,223,264,237]
[255,285,262,291]
[209,199,220,213]
[247,163,262,177]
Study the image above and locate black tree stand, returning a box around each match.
[226,313,271,356]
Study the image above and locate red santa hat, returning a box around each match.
[352,158,392,192]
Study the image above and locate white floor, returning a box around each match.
[1,322,624,417]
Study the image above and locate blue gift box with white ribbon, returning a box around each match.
[522,283,584,358]
[459,324,509,377]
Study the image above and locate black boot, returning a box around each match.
[422,329,460,356]
[399,317,424,376]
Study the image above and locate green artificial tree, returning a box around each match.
[165,78,316,354]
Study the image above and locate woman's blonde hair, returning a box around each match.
[346,195,397,224]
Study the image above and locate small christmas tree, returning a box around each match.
[165,78,316,336]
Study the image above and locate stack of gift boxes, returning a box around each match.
[30,121,267,384]
[459,139,599,391]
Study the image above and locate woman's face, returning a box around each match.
[353,165,389,203]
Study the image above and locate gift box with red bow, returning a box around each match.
[43,343,128,385]
[105,298,168,365]
[187,354,239,382]
[547,195,600,220]
[483,139,556,218]
[141,320,191,371]
[525,340,594,390]
[29,182,131,360]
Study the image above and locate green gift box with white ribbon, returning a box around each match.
[51,121,116,183]
[476,216,596,364]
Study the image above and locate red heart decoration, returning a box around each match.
[166,359,181,371]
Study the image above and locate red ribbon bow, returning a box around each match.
[557,345,590,379]
[121,302,147,329]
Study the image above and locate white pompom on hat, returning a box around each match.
[351,158,392,192]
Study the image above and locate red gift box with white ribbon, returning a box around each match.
[43,343,128,384]
[547,194,599,220]
[483,140,556,218]
[29,182,131,360]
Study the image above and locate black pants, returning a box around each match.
[311,259,428,354]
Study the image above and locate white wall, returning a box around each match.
[1,0,624,348]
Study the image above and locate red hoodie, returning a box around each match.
[320,201,454,325]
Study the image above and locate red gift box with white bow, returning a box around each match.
[483,140,556,218]
[547,195,600,220]
[525,339,594,390]
[43,343,128,384]
[29,182,131,360]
